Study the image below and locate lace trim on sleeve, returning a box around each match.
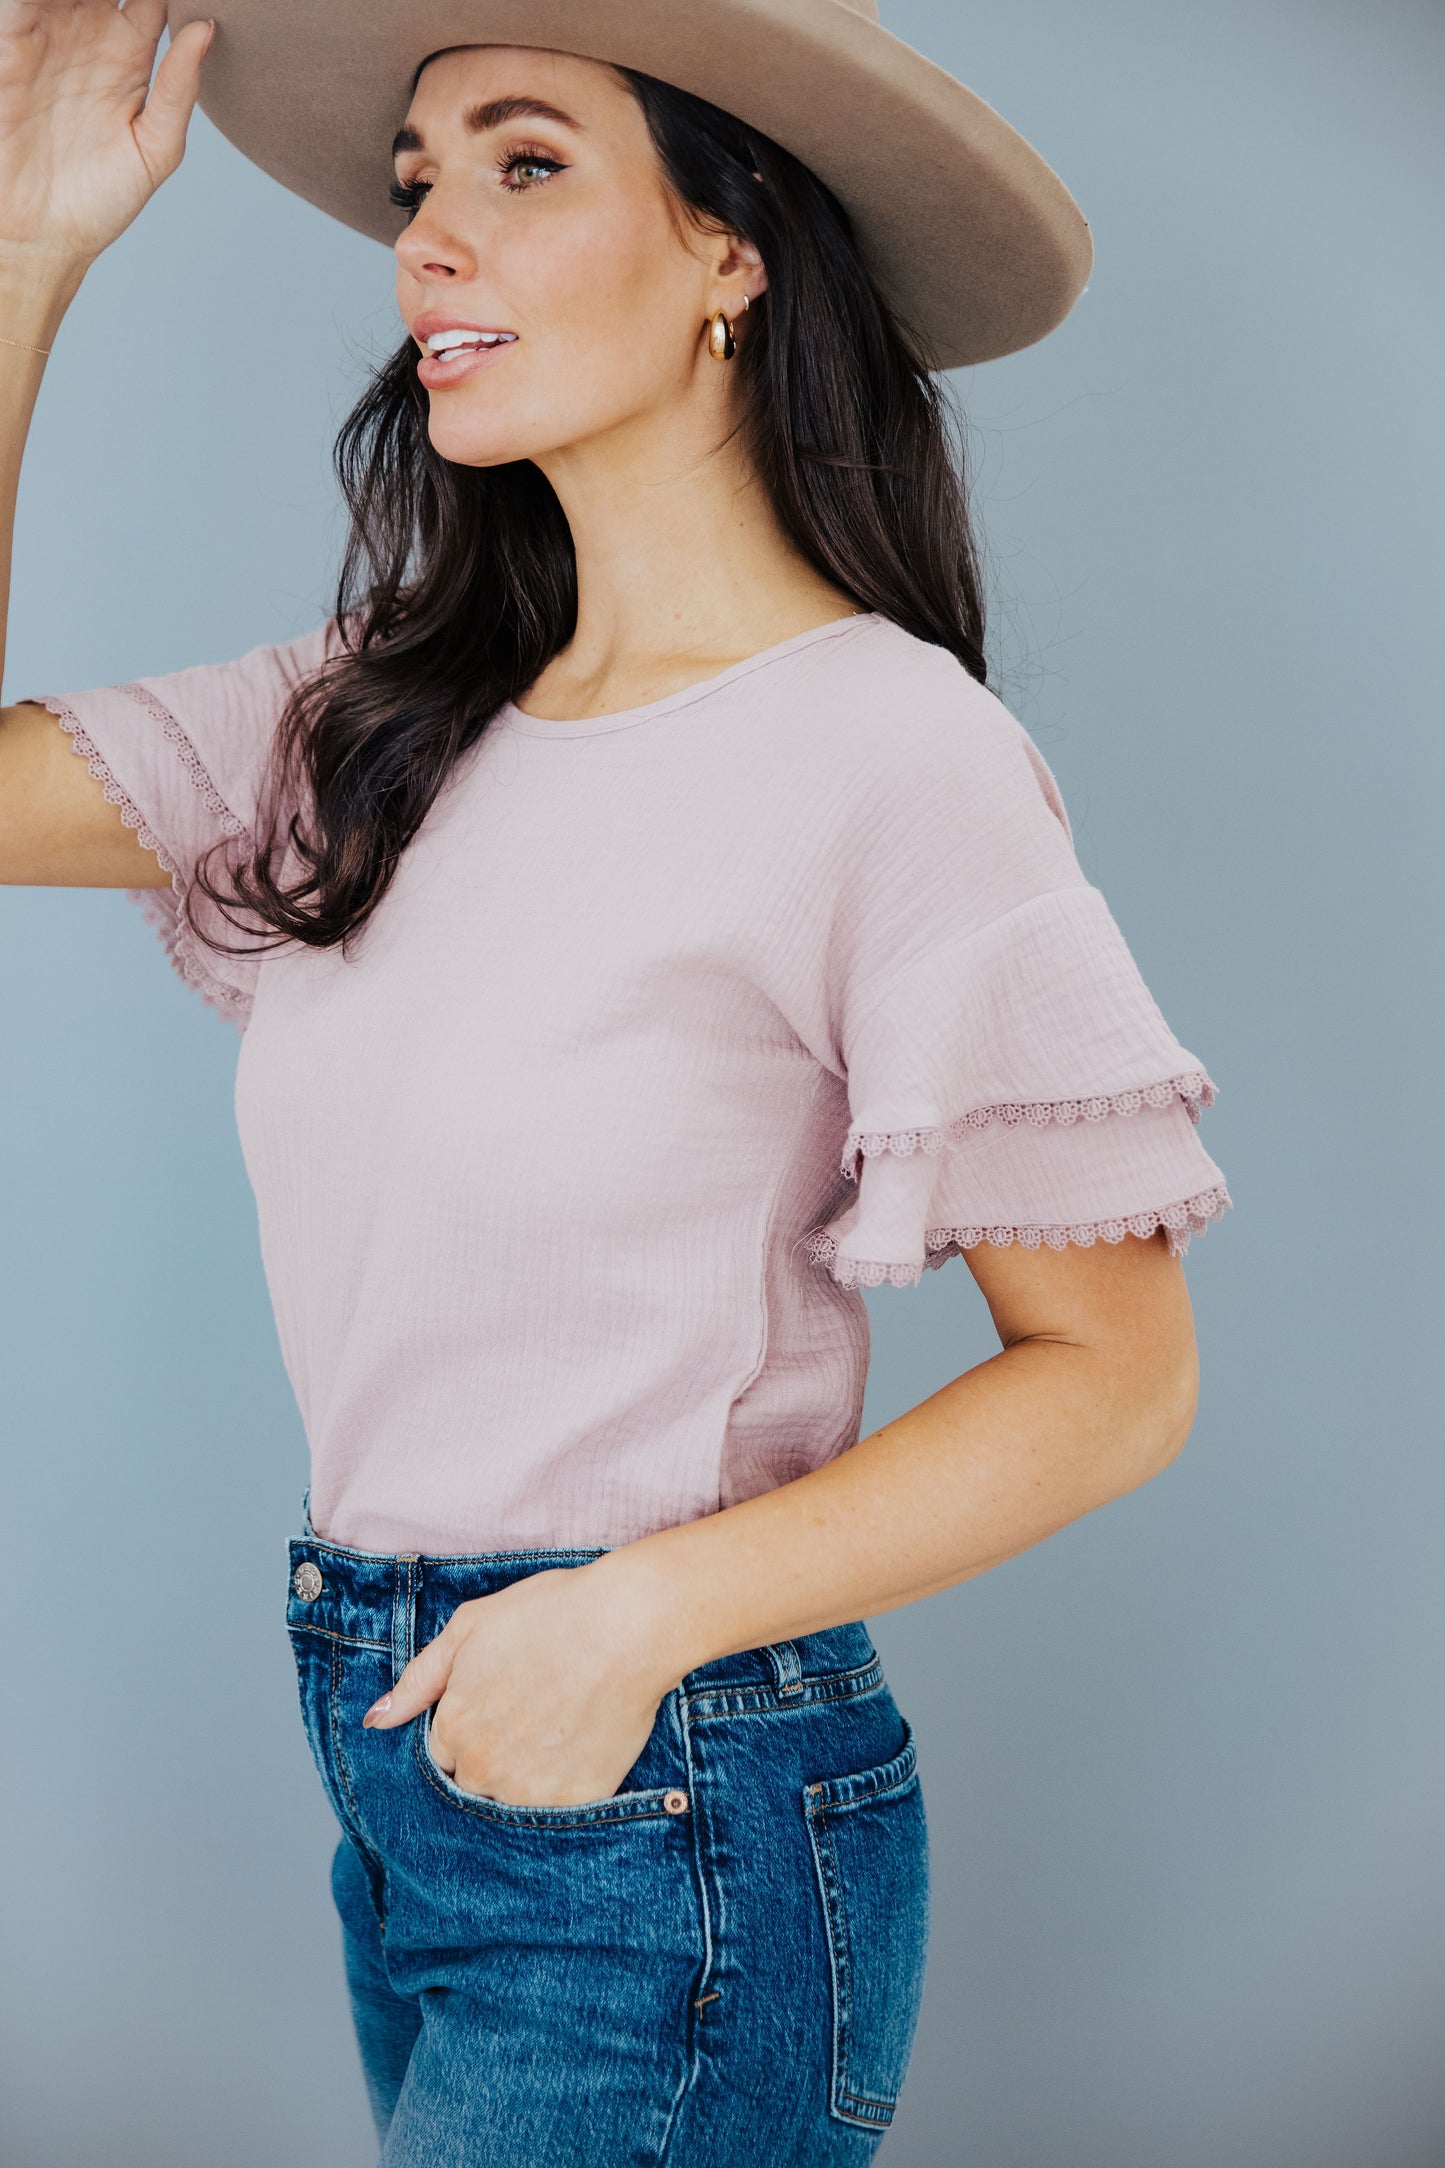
[37,693,256,1025]
[41,695,181,873]
[804,1179,1232,1286]
[115,682,249,836]
[840,1070,1217,1178]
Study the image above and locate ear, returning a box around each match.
[714,230,768,301]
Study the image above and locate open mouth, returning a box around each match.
[423,330,518,356]
[416,329,519,388]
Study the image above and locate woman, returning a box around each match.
[0,3,1231,2160]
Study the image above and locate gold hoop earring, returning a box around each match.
[707,292,749,362]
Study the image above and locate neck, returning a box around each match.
[526,394,858,718]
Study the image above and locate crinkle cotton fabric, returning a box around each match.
[27,611,1231,1552]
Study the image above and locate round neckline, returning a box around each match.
[500,611,882,738]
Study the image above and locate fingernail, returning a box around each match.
[362,1693,392,1726]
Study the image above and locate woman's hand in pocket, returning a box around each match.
[360,1556,685,1807]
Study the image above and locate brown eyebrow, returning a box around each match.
[391,97,585,160]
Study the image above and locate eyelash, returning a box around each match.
[388,144,566,217]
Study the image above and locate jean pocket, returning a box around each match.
[804,1722,930,2130]
[414,1704,692,1831]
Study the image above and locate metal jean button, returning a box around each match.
[293,1562,323,1602]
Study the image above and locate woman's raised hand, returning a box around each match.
[0,0,214,274]
[0,4,216,837]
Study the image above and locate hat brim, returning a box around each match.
[169,0,1092,369]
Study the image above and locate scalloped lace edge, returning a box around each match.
[36,695,256,1025]
[803,1181,1233,1286]
[115,681,248,838]
[841,1070,1217,1178]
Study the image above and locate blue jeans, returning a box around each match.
[286,1511,931,2164]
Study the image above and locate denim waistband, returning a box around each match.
[290,1491,881,1708]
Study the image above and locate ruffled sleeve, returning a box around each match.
[22,615,345,1026]
[803,665,1232,1288]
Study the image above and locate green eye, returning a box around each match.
[498,150,566,193]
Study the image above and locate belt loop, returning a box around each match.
[764,1639,804,1695]
[300,1486,316,1540]
[392,1555,419,1683]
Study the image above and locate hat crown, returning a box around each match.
[836,0,881,15]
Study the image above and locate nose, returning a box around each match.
[394,191,476,285]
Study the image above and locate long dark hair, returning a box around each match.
[192,62,989,957]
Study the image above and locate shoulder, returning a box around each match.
[128,613,347,736]
[801,613,1077,859]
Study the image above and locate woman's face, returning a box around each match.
[392,45,761,469]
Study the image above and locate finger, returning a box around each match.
[428,1701,459,1774]
[364,1629,458,1729]
[131,16,213,182]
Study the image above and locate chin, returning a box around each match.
[426,418,529,467]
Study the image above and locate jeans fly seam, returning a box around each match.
[654,1686,714,2165]
[391,1557,413,1684]
[328,1641,369,1842]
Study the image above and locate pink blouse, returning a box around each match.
[29,611,1231,1554]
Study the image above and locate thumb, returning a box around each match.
[133,19,215,185]
[364,1627,458,1729]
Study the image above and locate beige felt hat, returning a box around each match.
[167,0,1093,370]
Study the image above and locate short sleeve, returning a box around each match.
[803,669,1232,1287]
[23,616,345,1026]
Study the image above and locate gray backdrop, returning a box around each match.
[2,2,1441,2162]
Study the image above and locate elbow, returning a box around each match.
[1101,1335,1200,1497]
[1151,1344,1201,1472]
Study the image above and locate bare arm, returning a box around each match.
[622,1223,1199,1653]
[0,0,213,887]
[371,1225,1200,1803]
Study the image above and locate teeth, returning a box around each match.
[425,329,516,353]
